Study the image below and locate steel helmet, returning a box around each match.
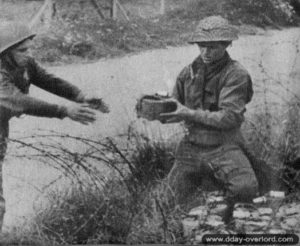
[0,21,36,56]
[189,16,238,43]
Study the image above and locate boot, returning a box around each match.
[222,200,234,224]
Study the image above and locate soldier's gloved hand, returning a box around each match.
[65,104,96,125]
[159,98,194,123]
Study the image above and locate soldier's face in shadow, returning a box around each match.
[197,42,230,64]
[10,39,34,68]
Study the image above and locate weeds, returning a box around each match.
[16,101,300,244]
[0,225,46,246]
[225,0,297,26]
[34,182,132,244]
[6,92,300,244]
[278,101,300,192]
[8,131,180,244]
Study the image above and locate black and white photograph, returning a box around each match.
[0,0,299,245]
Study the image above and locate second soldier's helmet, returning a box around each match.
[0,22,36,56]
[189,16,238,43]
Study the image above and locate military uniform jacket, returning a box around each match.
[173,52,253,147]
[0,58,83,156]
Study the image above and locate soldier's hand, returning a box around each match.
[159,99,194,123]
[65,104,96,125]
[83,96,110,113]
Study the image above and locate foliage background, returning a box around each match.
[1,0,297,63]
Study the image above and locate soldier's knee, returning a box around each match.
[229,175,259,202]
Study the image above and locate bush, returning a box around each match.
[165,0,298,27]
[126,182,184,244]
[26,132,179,244]
[34,181,133,244]
[124,135,175,187]
[277,101,300,192]
[0,228,44,246]
[34,179,184,244]
[224,0,297,26]
[242,94,300,193]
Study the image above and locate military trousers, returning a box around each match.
[0,158,4,231]
[167,139,259,205]
[0,138,7,232]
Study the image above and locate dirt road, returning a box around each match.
[3,28,300,229]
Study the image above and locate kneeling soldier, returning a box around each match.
[160,16,258,223]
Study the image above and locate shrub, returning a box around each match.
[123,134,175,187]
[27,132,178,244]
[34,181,133,244]
[165,0,298,27]
[126,181,184,244]
[277,101,300,192]
[224,0,297,26]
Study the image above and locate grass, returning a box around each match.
[0,226,46,246]
[8,133,181,244]
[2,106,300,244]
[277,101,300,192]
[34,183,132,244]
[6,96,300,244]
[32,180,183,244]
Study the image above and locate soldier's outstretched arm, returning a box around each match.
[28,59,109,113]
[0,81,95,124]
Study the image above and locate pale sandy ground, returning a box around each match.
[2,28,300,230]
